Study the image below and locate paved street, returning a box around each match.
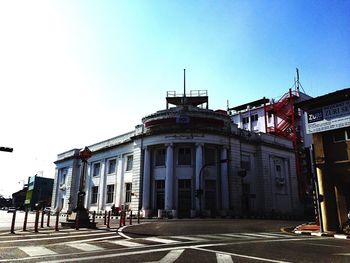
[0,211,349,263]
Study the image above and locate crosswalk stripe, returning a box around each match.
[258,232,292,238]
[67,243,104,251]
[240,233,280,238]
[108,240,146,247]
[144,237,179,244]
[216,253,234,263]
[19,246,57,257]
[219,233,255,239]
[169,235,207,241]
[197,234,233,240]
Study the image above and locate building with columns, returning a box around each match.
[52,91,303,218]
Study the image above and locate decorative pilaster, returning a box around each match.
[165,144,174,210]
[221,147,229,213]
[195,143,203,212]
[142,147,151,216]
[98,160,106,212]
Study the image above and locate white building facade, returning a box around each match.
[52,93,303,218]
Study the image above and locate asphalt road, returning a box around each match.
[0,216,349,263]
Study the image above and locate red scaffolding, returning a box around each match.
[264,88,307,201]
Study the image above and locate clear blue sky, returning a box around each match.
[0,0,349,197]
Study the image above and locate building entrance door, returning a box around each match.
[178,179,191,218]
[205,180,217,217]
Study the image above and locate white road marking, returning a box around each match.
[0,231,116,243]
[216,253,234,263]
[169,235,207,241]
[257,233,292,238]
[197,234,232,240]
[144,237,179,244]
[219,233,254,239]
[31,237,310,263]
[240,233,280,238]
[19,246,57,257]
[65,235,121,244]
[144,249,185,263]
[66,243,104,251]
[108,240,146,247]
[195,247,291,263]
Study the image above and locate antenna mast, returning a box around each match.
[183,69,186,97]
[296,68,300,92]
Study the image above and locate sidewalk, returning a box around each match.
[293,222,350,240]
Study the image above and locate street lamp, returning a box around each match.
[196,159,228,217]
[70,146,95,228]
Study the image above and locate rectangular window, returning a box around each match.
[241,154,251,171]
[155,148,166,166]
[107,159,116,174]
[205,148,216,165]
[242,116,249,124]
[126,155,133,171]
[125,183,132,203]
[93,163,101,177]
[333,130,346,142]
[178,147,191,165]
[250,114,258,122]
[155,180,165,210]
[60,168,68,184]
[106,184,114,203]
[91,186,98,204]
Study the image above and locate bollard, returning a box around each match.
[34,209,39,232]
[92,211,96,225]
[104,210,107,225]
[119,212,123,228]
[123,211,126,226]
[23,209,29,231]
[107,211,111,228]
[40,210,45,228]
[137,210,140,224]
[75,212,80,230]
[55,212,59,231]
[10,209,17,234]
[47,211,50,227]
[129,210,132,225]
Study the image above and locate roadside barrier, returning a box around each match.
[92,211,96,225]
[40,210,44,228]
[34,209,40,232]
[107,211,111,229]
[23,209,28,231]
[10,210,16,234]
[47,211,50,227]
[55,212,59,231]
[104,211,107,225]
[9,208,142,234]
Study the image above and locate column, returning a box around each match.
[84,163,91,209]
[165,144,174,210]
[115,157,123,207]
[142,147,151,217]
[195,143,203,213]
[98,160,106,212]
[221,147,229,213]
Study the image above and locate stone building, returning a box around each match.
[52,91,303,218]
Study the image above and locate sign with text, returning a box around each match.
[306,100,350,134]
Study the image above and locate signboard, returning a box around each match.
[28,176,35,191]
[306,100,350,134]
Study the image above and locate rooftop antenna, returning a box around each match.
[183,69,186,98]
[296,68,300,92]
[295,68,306,93]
